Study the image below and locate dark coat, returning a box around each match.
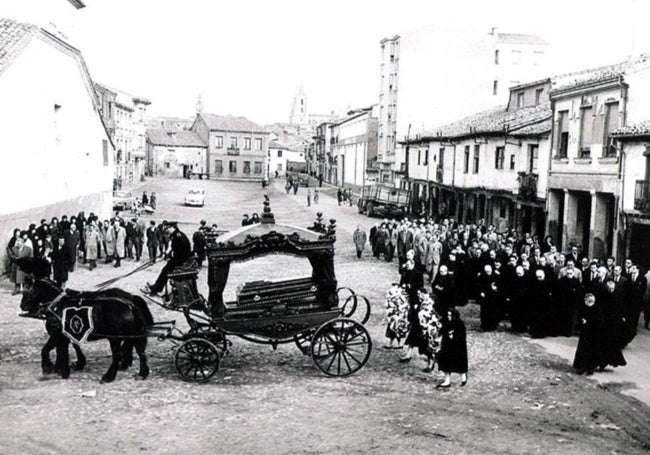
[431,273,455,314]
[555,276,583,336]
[476,271,501,331]
[51,246,69,284]
[438,317,468,373]
[528,277,554,338]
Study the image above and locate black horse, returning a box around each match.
[21,278,154,383]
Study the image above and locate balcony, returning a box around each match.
[517,172,538,201]
[634,180,650,212]
[226,146,240,156]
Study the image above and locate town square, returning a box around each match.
[1,0,650,454]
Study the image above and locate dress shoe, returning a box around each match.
[399,357,411,363]
[461,374,468,386]
[436,382,451,389]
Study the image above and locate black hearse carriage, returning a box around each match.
[154,196,372,382]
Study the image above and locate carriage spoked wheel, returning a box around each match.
[293,329,315,355]
[340,294,371,324]
[174,338,220,382]
[310,318,372,377]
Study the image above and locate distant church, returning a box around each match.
[289,85,308,125]
[288,85,337,128]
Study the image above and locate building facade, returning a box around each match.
[333,106,379,187]
[377,24,549,186]
[268,141,306,177]
[546,54,650,261]
[0,17,114,255]
[613,121,650,269]
[95,82,150,184]
[192,113,269,181]
[404,81,551,233]
[145,129,207,178]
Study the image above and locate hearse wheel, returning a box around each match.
[341,294,371,324]
[310,318,372,377]
[175,338,220,382]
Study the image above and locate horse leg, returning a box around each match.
[55,335,71,379]
[133,337,149,380]
[41,336,56,374]
[72,343,86,371]
[101,339,122,383]
[118,340,133,371]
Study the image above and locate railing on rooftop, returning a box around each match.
[227,146,240,156]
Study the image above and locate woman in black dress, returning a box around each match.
[437,308,468,387]
[399,256,424,362]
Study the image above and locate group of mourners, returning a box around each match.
[4,197,219,294]
[363,216,649,381]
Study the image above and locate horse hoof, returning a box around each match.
[42,366,54,375]
[100,376,115,384]
[60,371,70,379]
[118,362,131,371]
[73,362,85,371]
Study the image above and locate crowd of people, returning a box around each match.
[364,216,649,379]
[4,202,218,294]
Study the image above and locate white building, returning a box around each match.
[0,16,114,251]
[333,106,379,187]
[268,141,305,177]
[377,24,549,186]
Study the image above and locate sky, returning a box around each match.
[4,0,650,125]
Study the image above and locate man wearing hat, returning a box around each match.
[143,221,192,296]
[192,220,208,267]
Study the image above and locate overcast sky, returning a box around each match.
[7,0,649,124]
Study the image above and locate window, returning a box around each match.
[164,162,170,169]
[277,163,283,171]
[254,161,263,174]
[229,160,237,173]
[464,146,470,173]
[243,161,251,174]
[424,149,429,166]
[603,102,620,157]
[215,160,223,174]
[510,154,516,171]
[557,110,569,158]
[244,138,251,150]
[495,146,505,169]
[215,136,223,148]
[499,200,507,218]
[230,137,238,149]
[511,50,521,65]
[494,49,499,65]
[255,138,263,150]
[528,144,539,172]
[102,140,108,166]
[277,150,283,158]
[473,145,480,173]
[579,106,593,157]
[493,80,498,96]
[54,104,61,143]
[533,51,544,66]
[535,88,544,105]
[417,149,421,165]
[517,92,524,108]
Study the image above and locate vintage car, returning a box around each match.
[184,188,205,207]
[112,190,135,211]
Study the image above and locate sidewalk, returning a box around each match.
[531,326,650,406]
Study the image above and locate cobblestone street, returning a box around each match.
[1,178,649,454]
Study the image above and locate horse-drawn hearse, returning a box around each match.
[19,196,373,383]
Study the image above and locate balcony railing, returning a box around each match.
[634,180,650,212]
[227,146,240,156]
[518,172,538,201]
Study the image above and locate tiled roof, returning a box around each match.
[611,120,650,138]
[269,141,289,150]
[551,53,650,93]
[0,18,37,75]
[497,33,547,46]
[146,129,206,147]
[422,103,551,140]
[199,113,267,134]
[510,118,552,136]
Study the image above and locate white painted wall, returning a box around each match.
[0,35,113,217]
[268,147,305,176]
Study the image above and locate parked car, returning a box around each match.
[184,188,205,207]
[113,190,135,211]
